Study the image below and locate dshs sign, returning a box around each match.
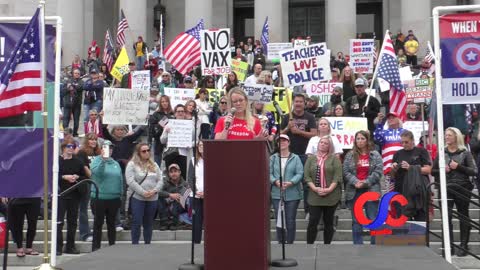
[201,28,231,76]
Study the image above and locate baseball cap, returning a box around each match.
[307,95,320,103]
[184,75,193,82]
[386,112,400,118]
[354,78,365,86]
[279,134,290,141]
[168,163,180,171]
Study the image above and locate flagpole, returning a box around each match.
[34,1,59,269]
[364,30,390,116]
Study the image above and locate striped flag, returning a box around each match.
[116,9,129,47]
[377,33,406,120]
[424,41,435,64]
[261,16,269,55]
[102,29,114,71]
[0,8,42,118]
[164,19,204,75]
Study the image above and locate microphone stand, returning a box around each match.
[179,109,204,270]
[270,107,297,268]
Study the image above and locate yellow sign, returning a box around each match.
[231,59,249,81]
[110,47,130,82]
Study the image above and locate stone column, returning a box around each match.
[401,0,431,56]
[325,0,356,55]
[185,0,212,29]
[163,0,185,45]
[212,0,233,29]
[120,0,147,60]
[254,0,289,43]
[57,0,85,66]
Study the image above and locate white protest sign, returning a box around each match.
[304,82,342,107]
[243,84,274,104]
[325,117,368,149]
[294,39,309,48]
[201,28,231,76]
[267,43,293,60]
[378,78,390,92]
[279,43,332,87]
[132,70,151,91]
[167,119,193,148]
[102,88,149,125]
[403,121,429,145]
[164,87,196,109]
[399,66,413,82]
[349,39,375,73]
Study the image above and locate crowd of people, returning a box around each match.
[2,29,480,259]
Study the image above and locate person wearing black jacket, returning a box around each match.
[433,127,478,257]
[57,137,90,255]
[148,95,174,167]
[345,78,381,133]
[62,68,84,136]
[83,70,104,122]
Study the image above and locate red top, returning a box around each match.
[214,116,262,140]
[356,153,370,181]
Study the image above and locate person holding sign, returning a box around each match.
[214,87,267,140]
[345,78,381,133]
[195,88,212,139]
[149,95,175,166]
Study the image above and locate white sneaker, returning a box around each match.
[85,236,93,242]
[116,226,124,232]
[305,213,310,221]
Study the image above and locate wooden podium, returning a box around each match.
[203,140,270,270]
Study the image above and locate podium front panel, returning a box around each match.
[203,140,270,270]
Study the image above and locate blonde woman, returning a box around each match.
[256,70,273,85]
[125,143,163,244]
[214,87,268,140]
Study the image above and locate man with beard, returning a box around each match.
[305,96,322,119]
[345,78,381,133]
[322,86,345,116]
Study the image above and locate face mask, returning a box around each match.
[330,94,342,104]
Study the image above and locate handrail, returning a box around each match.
[59,179,99,201]
[426,181,480,260]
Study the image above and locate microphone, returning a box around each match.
[225,107,236,129]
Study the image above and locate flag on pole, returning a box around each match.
[116,9,129,48]
[110,47,130,82]
[103,29,115,71]
[377,33,406,120]
[261,16,269,55]
[0,8,42,118]
[424,41,435,64]
[164,19,204,75]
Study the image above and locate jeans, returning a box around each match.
[130,198,158,244]
[307,204,337,244]
[347,189,378,245]
[57,197,80,251]
[157,198,185,223]
[136,56,145,70]
[78,191,92,240]
[91,198,121,251]
[83,100,103,122]
[63,105,82,135]
[272,199,300,244]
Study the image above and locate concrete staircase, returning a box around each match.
[2,197,480,269]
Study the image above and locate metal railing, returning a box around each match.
[426,182,480,260]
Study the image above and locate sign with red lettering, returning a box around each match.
[201,28,232,76]
[349,39,375,73]
[325,117,368,149]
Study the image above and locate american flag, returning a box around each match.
[377,34,406,120]
[261,16,269,55]
[164,19,204,75]
[0,8,42,118]
[424,41,435,64]
[102,29,115,71]
[116,9,129,47]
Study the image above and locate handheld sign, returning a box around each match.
[279,43,332,87]
[201,28,232,76]
[231,59,248,81]
[325,117,368,149]
[132,70,151,91]
[305,82,343,107]
[349,39,375,73]
[103,88,149,125]
[167,119,193,148]
[404,78,433,104]
[267,43,293,60]
[243,84,274,104]
[164,87,196,109]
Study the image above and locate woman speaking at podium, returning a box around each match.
[214,87,268,140]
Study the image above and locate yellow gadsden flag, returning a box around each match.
[110,47,130,82]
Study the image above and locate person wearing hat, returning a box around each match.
[90,139,124,251]
[183,75,195,89]
[345,78,381,133]
[269,134,304,244]
[322,86,345,116]
[143,53,158,81]
[83,69,104,123]
[306,95,322,119]
[373,111,406,192]
[158,71,176,95]
[120,62,137,89]
[157,163,191,230]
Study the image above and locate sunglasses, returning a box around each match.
[66,144,76,149]
[220,101,227,104]
[90,114,97,116]
[141,149,150,153]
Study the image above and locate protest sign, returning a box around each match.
[231,59,248,81]
[325,117,368,149]
[194,88,226,105]
[167,119,193,148]
[294,39,309,48]
[403,121,429,145]
[349,39,375,73]
[243,84,274,103]
[279,43,332,87]
[201,28,231,76]
[164,88,196,109]
[102,88,149,125]
[132,70,151,91]
[267,43,293,60]
[404,78,433,103]
[304,82,342,107]
[399,66,413,82]
[264,87,293,123]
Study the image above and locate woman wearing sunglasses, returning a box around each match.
[125,143,163,244]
